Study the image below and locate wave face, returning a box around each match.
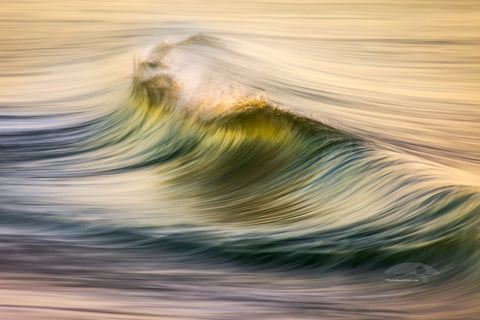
[2,3,480,319]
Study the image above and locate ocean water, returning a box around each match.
[1,1,480,319]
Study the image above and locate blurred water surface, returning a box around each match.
[1,1,480,319]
